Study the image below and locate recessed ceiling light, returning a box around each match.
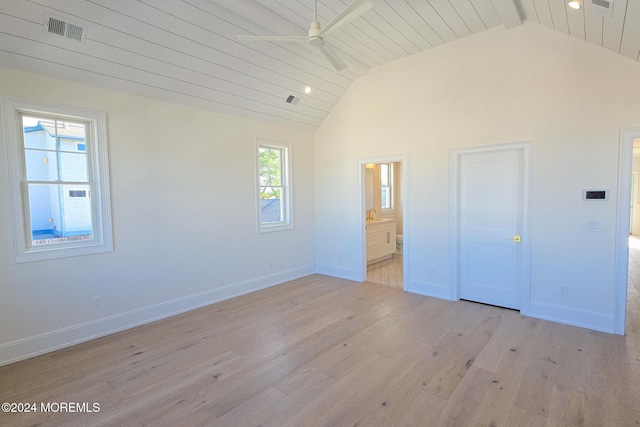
[568,1,581,9]
[304,86,312,94]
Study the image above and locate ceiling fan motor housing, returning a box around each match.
[308,21,323,46]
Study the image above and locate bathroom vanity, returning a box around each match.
[366,219,396,264]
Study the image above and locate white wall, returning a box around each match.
[315,22,640,333]
[0,67,315,365]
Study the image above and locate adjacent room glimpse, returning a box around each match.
[364,161,403,289]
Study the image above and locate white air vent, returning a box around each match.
[44,15,86,42]
[592,0,614,16]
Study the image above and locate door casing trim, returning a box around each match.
[613,128,640,335]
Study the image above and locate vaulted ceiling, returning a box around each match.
[1,0,639,132]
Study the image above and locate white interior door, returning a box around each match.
[459,147,525,309]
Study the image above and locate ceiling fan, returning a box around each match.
[237,0,372,72]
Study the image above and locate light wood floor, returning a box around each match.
[1,260,639,426]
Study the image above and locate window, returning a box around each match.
[380,163,394,210]
[256,140,292,232]
[69,190,89,198]
[3,97,113,262]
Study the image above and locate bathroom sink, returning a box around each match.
[366,218,391,223]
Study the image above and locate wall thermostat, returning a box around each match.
[583,189,608,201]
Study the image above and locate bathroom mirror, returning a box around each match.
[365,167,374,211]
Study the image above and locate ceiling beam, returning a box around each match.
[490,0,523,29]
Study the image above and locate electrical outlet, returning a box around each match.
[90,295,102,309]
[559,284,568,297]
[269,259,274,268]
[429,266,436,276]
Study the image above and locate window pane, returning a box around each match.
[381,164,389,187]
[22,116,89,183]
[381,163,393,210]
[60,152,88,181]
[22,116,57,150]
[259,147,282,186]
[58,121,86,140]
[381,187,389,209]
[24,149,58,181]
[28,183,93,245]
[61,184,93,235]
[28,184,61,239]
[260,187,283,223]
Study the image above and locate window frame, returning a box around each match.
[2,96,113,263]
[255,139,293,233]
[380,162,395,212]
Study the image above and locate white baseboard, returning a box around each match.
[2,267,619,366]
[315,263,361,282]
[404,279,454,300]
[525,300,616,333]
[0,264,315,366]
[403,282,616,334]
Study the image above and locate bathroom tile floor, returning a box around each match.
[366,252,403,289]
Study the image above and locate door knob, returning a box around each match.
[512,235,521,243]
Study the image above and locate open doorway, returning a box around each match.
[359,155,409,289]
[615,129,640,334]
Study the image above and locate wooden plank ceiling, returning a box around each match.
[0,0,638,132]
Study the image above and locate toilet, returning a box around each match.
[396,234,403,253]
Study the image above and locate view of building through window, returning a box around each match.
[22,115,93,245]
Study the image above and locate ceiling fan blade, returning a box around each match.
[316,0,372,38]
[317,43,348,71]
[237,35,308,43]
